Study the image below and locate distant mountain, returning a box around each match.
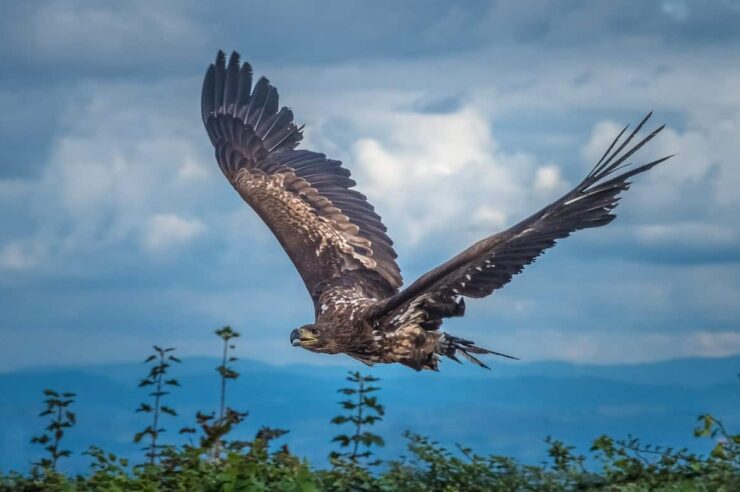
[1,355,738,474]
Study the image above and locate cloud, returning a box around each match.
[345,106,561,246]
[533,164,568,195]
[634,222,738,248]
[0,242,39,270]
[1,1,205,76]
[2,1,740,370]
[0,78,217,268]
[141,214,205,252]
[575,108,740,264]
[486,327,740,364]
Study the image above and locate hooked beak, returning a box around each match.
[290,327,317,347]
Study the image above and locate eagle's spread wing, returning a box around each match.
[202,52,401,307]
[369,113,671,328]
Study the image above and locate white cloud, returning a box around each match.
[176,158,210,182]
[580,109,740,237]
[472,206,508,229]
[485,328,740,364]
[634,222,738,248]
[8,0,205,71]
[0,242,39,270]
[533,164,568,196]
[3,26,740,368]
[580,121,624,166]
[141,213,204,252]
[661,0,690,22]
[3,79,216,265]
[345,107,547,246]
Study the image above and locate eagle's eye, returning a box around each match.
[311,327,320,336]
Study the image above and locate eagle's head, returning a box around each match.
[290,323,338,353]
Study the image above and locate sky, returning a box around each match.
[1,0,740,372]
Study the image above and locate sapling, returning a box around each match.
[180,326,248,459]
[215,325,240,421]
[330,371,385,466]
[134,345,181,465]
[31,389,76,471]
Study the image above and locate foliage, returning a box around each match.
[30,389,76,472]
[3,343,738,491]
[330,371,385,466]
[214,326,241,421]
[133,345,181,465]
[6,418,738,491]
[177,326,258,463]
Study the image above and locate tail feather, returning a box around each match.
[437,333,518,370]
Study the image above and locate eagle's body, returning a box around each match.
[202,51,671,371]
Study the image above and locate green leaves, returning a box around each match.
[217,366,240,380]
[215,325,240,341]
[13,367,740,491]
[135,346,181,466]
[330,371,385,469]
[31,389,76,472]
[136,403,152,413]
[161,405,177,417]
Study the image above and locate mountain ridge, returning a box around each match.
[1,354,737,473]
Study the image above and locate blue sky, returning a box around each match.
[1,0,739,371]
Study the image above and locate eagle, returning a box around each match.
[201,51,670,371]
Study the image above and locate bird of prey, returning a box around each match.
[201,51,670,371]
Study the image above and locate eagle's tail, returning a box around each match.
[436,333,518,369]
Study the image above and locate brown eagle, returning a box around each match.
[202,51,670,371]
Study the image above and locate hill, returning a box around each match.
[1,355,738,473]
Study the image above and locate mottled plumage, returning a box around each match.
[202,51,671,371]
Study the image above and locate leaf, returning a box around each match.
[361,432,385,447]
[31,435,49,444]
[332,435,351,447]
[161,406,177,416]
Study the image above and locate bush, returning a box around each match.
[3,338,738,491]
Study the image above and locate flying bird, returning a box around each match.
[201,51,671,371]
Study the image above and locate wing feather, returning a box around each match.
[369,113,670,325]
[202,51,401,306]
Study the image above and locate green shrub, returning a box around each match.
[3,338,738,491]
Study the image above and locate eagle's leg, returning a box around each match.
[436,333,518,369]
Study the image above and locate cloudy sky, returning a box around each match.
[1,0,739,371]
